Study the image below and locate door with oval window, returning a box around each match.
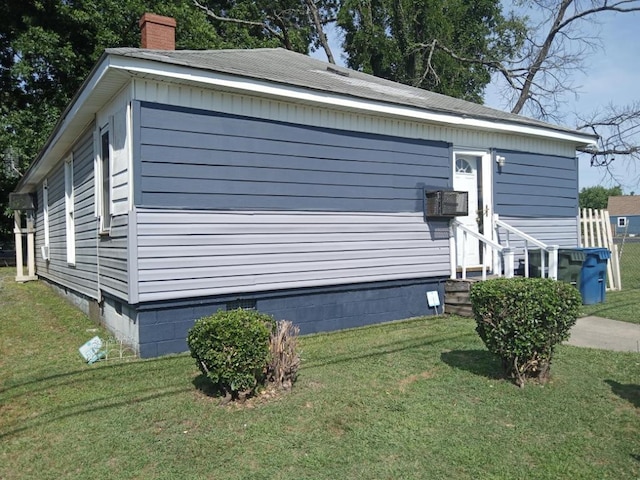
[452,151,493,268]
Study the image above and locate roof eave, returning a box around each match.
[108,53,598,148]
[14,53,131,194]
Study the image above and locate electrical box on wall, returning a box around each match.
[425,190,468,217]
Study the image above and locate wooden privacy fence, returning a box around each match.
[579,208,622,291]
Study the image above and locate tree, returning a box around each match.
[578,185,623,210]
[192,0,338,60]
[499,0,640,119]
[337,0,525,103]
[0,0,267,243]
[575,102,640,187]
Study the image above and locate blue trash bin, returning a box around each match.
[579,248,611,305]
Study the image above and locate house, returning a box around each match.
[11,14,598,357]
[607,195,640,236]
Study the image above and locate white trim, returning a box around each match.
[617,217,627,228]
[64,154,75,265]
[42,179,50,250]
[127,94,134,212]
[452,150,493,269]
[109,56,597,147]
[97,123,112,234]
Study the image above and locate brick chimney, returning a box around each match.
[139,13,176,50]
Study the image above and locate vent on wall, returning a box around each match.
[226,299,257,311]
[425,190,469,218]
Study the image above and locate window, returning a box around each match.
[42,180,50,260]
[64,155,75,265]
[99,126,111,233]
[456,158,473,174]
[618,217,627,228]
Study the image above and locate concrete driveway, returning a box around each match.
[567,316,640,352]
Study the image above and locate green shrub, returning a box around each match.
[187,309,274,398]
[470,277,581,387]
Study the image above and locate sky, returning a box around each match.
[310,9,640,193]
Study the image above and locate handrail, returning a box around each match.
[451,220,514,281]
[453,220,504,251]
[494,216,549,249]
[493,214,558,280]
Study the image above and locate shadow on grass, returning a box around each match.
[0,386,189,440]
[192,374,224,398]
[0,354,187,400]
[440,349,506,380]
[605,380,640,408]
[305,332,474,370]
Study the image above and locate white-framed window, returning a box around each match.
[618,217,627,228]
[64,155,75,265]
[98,124,112,233]
[42,179,50,261]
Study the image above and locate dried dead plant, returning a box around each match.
[267,320,301,390]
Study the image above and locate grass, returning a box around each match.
[1,267,639,479]
[581,242,640,324]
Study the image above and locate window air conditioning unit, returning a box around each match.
[41,245,50,261]
[425,190,469,218]
[9,193,35,210]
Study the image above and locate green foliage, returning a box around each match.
[337,0,525,103]
[578,185,623,210]
[470,277,581,387]
[0,0,286,243]
[187,309,274,397]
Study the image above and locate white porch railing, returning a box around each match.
[450,215,558,281]
[494,214,558,280]
[450,219,514,281]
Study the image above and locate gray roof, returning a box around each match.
[107,47,592,138]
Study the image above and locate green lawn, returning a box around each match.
[1,267,639,479]
[619,242,640,290]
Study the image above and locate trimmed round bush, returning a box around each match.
[470,277,581,387]
[187,309,274,397]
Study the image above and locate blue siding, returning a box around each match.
[35,131,98,298]
[611,215,640,235]
[136,277,446,357]
[494,150,578,218]
[136,102,451,212]
[98,214,129,299]
[133,209,450,303]
[34,129,129,302]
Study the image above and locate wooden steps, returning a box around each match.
[444,276,500,317]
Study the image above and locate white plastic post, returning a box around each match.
[482,242,488,281]
[26,211,35,278]
[14,211,24,281]
[503,248,515,278]
[449,222,457,279]
[461,230,467,280]
[547,245,559,280]
[492,214,501,275]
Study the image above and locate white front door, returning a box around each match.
[452,151,493,268]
